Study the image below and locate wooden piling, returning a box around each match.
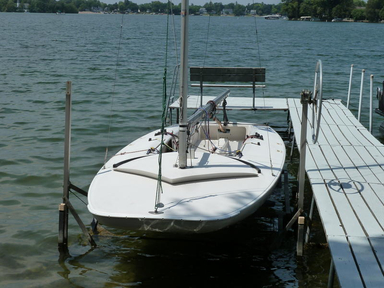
[58,81,96,255]
[58,81,72,253]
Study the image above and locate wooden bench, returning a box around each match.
[190,67,266,108]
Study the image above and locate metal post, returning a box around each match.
[305,196,315,243]
[370,74,374,133]
[290,137,295,161]
[327,260,335,288]
[178,0,189,169]
[358,69,365,122]
[297,216,305,256]
[298,90,310,211]
[346,64,353,109]
[59,81,72,253]
[284,170,290,214]
[296,90,311,256]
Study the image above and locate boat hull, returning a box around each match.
[88,122,286,234]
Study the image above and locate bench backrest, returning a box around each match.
[190,67,266,109]
[190,67,266,83]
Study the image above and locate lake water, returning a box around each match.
[1,12,384,287]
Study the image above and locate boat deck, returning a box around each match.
[172,95,384,287]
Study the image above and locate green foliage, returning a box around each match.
[1,0,382,23]
[366,0,384,21]
[281,0,384,21]
[233,4,245,16]
[351,8,366,20]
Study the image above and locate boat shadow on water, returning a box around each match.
[59,200,299,287]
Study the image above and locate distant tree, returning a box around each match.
[353,0,366,7]
[300,0,314,15]
[282,0,299,19]
[118,1,125,11]
[223,2,234,10]
[213,2,223,14]
[4,0,16,12]
[189,4,200,15]
[203,1,213,13]
[65,2,78,12]
[351,8,366,19]
[233,3,245,16]
[366,0,384,21]
[139,3,151,12]
[127,1,138,12]
[151,1,167,13]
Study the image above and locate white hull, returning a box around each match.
[88,122,286,234]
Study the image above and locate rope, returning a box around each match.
[154,1,171,212]
[252,1,264,98]
[104,15,125,164]
[252,0,262,68]
[69,190,88,206]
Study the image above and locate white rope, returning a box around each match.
[104,15,125,164]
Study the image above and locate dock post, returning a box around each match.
[305,196,315,243]
[298,90,311,212]
[58,81,72,254]
[370,74,374,133]
[58,82,97,256]
[297,216,305,256]
[358,69,365,122]
[284,170,290,214]
[327,260,335,288]
[296,90,311,256]
[347,64,353,109]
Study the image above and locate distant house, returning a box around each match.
[300,16,311,21]
[250,10,257,15]
[222,9,233,15]
[199,8,207,15]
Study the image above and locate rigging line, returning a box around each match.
[69,190,88,206]
[165,1,179,123]
[155,1,172,212]
[170,2,179,66]
[252,2,264,98]
[104,14,125,165]
[266,126,275,176]
[203,15,211,67]
[252,0,262,68]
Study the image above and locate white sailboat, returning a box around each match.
[87,0,286,234]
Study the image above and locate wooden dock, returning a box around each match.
[173,95,384,287]
[289,98,384,287]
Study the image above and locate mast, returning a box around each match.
[178,0,189,169]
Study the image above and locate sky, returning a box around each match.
[102,0,282,6]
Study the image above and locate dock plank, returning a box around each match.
[321,145,350,180]
[357,128,383,146]
[324,179,366,238]
[370,183,384,209]
[309,145,336,180]
[319,123,341,146]
[349,236,384,287]
[342,180,383,237]
[332,146,366,183]
[355,146,384,184]
[369,237,384,274]
[343,146,380,184]
[359,183,384,231]
[327,235,365,288]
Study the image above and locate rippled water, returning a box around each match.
[1,12,384,287]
